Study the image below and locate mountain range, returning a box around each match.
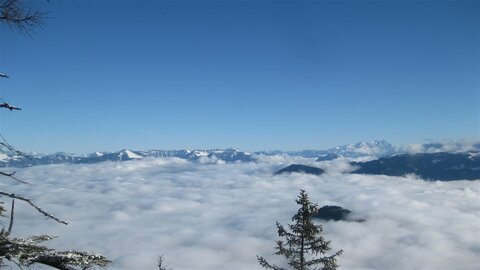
[257,140,397,159]
[1,140,479,182]
[0,148,255,167]
[273,151,480,181]
[0,140,396,168]
[351,151,480,181]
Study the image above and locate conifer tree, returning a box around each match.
[257,190,343,270]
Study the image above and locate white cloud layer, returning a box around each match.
[2,157,479,270]
[400,138,480,154]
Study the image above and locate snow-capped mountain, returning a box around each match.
[328,140,397,158]
[2,140,475,170]
[140,148,255,162]
[0,140,398,168]
[77,149,144,164]
[0,148,256,167]
[257,140,397,159]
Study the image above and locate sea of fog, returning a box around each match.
[3,156,479,270]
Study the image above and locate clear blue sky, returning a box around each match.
[0,0,478,154]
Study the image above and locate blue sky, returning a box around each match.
[0,0,478,154]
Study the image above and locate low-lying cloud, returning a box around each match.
[400,138,480,154]
[3,157,479,269]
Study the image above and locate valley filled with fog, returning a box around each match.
[1,0,478,269]
[5,156,479,270]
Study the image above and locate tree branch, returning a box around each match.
[0,171,31,185]
[0,0,45,35]
[1,199,14,236]
[257,256,286,270]
[0,102,21,111]
[0,191,68,225]
[0,134,31,158]
[7,199,14,236]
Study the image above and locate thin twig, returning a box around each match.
[7,199,14,235]
[0,199,13,236]
[0,171,31,185]
[0,102,21,111]
[0,133,31,158]
[0,191,68,225]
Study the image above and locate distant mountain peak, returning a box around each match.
[119,150,143,159]
[258,140,397,159]
[89,152,104,157]
[340,140,397,156]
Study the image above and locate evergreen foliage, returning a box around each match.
[257,190,343,270]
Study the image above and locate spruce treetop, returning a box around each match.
[257,190,343,270]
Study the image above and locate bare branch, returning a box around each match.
[0,191,68,225]
[7,199,14,236]
[0,134,31,158]
[0,171,15,177]
[0,171,31,185]
[0,102,21,111]
[0,199,14,236]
